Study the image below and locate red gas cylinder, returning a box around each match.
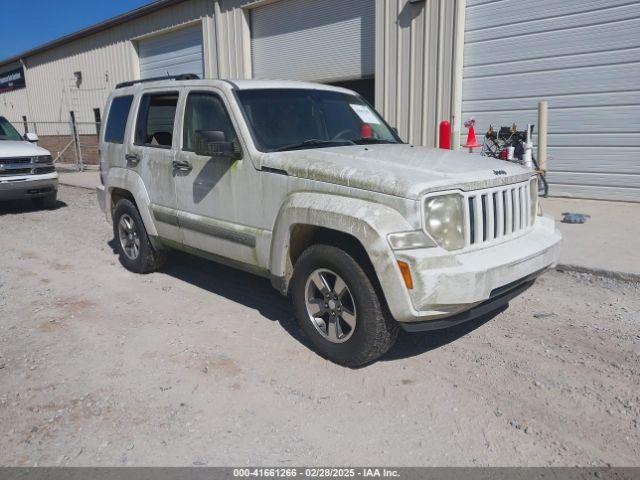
[439,120,451,149]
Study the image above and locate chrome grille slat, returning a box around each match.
[495,191,504,239]
[511,188,520,232]
[486,193,495,242]
[474,195,483,246]
[464,198,473,247]
[505,190,513,236]
[520,186,528,229]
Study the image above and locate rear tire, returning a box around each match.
[113,199,166,274]
[290,244,398,367]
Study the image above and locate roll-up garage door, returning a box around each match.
[250,0,374,83]
[138,24,204,79]
[462,0,640,202]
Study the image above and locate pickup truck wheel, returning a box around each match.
[291,244,398,367]
[113,199,166,274]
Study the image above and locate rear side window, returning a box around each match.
[104,95,133,144]
[135,92,178,148]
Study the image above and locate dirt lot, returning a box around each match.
[0,185,638,467]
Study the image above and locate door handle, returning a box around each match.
[125,153,139,165]
[172,160,192,172]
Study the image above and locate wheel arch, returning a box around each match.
[269,192,415,321]
[104,167,158,237]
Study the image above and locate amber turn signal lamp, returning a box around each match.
[397,261,414,290]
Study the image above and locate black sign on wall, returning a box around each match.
[0,66,26,93]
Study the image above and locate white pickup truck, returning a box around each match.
[97,76,561,366]
[0,116,58,208]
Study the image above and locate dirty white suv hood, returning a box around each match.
[0,140,50,157]
[263,144,532,199]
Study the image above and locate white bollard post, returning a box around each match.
[538,101,548,172]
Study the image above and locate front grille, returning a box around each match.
[0,168,32,176]
[0,166,54,177]
[0,157,33,165]
[465,181,531,248]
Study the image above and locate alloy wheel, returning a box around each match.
[304,268,357,343]
[118,214,140,260]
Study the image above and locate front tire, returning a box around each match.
[291,244,398,367]
[113,199,166,274]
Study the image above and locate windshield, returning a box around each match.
[0,117,22,141]
[236,89,401,152]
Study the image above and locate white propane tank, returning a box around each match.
[523,124,533,170]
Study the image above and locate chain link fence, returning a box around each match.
[9,119,100,171]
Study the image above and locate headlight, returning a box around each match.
[529,177,538,224]
[424,194,465,251]
[36,155,53,164]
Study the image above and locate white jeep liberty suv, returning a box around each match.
[97,76,561,367]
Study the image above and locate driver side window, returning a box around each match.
[183,92,238,152]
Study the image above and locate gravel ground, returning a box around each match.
[0,185,638,467]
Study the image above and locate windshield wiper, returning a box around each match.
[275,139,354,152]
[351,138,398,145]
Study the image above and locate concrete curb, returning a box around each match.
[556,264,640,283]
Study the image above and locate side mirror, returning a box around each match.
[194,130,241,160]
[25,132,39,143]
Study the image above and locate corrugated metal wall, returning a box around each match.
[462,0,640,202]
[214,0,253,79]
[375,0,459,147]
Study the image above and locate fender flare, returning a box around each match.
[269,192,416,321]
[104,167,158,237]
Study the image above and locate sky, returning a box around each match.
[0,0,154,60]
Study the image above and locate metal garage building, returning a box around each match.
[0,0,637,201]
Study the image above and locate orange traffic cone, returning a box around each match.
[463,124,481,151]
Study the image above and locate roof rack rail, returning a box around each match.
[115,73,200,89]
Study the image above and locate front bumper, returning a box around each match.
[400,270,539,332]
[0,173,58,201]
[387,215,561,326]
